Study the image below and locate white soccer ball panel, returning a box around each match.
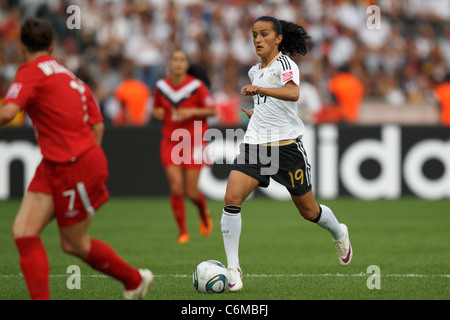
[193,260,228,294]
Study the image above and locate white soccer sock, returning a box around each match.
[315,204,344,241]
[221,208,242,268]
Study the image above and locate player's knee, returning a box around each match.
[11,221,38,239]
[185,188,198,201]
[11,223,21,239]
[60,238,89,258]
[169,181,184,195]
[60,239,77,255]
[224,192,243,207]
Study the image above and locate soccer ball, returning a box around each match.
[193,260,229,294]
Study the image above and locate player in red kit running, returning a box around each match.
[152,49,216,243]
[0,18,153,300]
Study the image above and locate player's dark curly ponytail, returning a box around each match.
[255,16,312,57]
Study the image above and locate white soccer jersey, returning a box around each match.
[243,53,305,144]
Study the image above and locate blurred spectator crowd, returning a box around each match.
[1,0,450,126]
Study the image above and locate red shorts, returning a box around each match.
[28,146,110,227]
[160,136,210,169]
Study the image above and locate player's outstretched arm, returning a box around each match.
[241,81,299,102]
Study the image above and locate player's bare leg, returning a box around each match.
[59,211,153,299]
[59,215,93,259]
[165,165,189,242]
[291,190,352,266]
[222,170,259,292]
[165,165,185,195]
[185,168,212,236]
[12,191,54,300]
[12,192,54,238]
[224,170,259,207]
[290,190,320,221]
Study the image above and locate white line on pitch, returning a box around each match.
[1,273,449,278]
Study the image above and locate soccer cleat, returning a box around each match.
[177,233,190,244]
[227,266,243,292]
[123,269,154,300]
[200,210,213,236]
[334,224,352,266]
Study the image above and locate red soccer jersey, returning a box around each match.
[153,75,213,139]
[4,55,103,163]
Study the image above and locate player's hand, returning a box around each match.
[152,107,165,120]
[241,85,260,96]
[176,108,197,120]
[241,108,254,118]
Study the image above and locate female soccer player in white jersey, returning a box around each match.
[221,16,352,292]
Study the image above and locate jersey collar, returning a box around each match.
[259,51,282,69]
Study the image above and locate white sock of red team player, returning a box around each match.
[221,205,242,267]
[314,204,345,241]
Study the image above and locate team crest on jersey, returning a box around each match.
[282,71,293,83]
[5,83,22,99]
[268,73,277,85]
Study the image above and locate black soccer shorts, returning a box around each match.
[230,138,312,196]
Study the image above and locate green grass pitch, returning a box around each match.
[0,197,448,301]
